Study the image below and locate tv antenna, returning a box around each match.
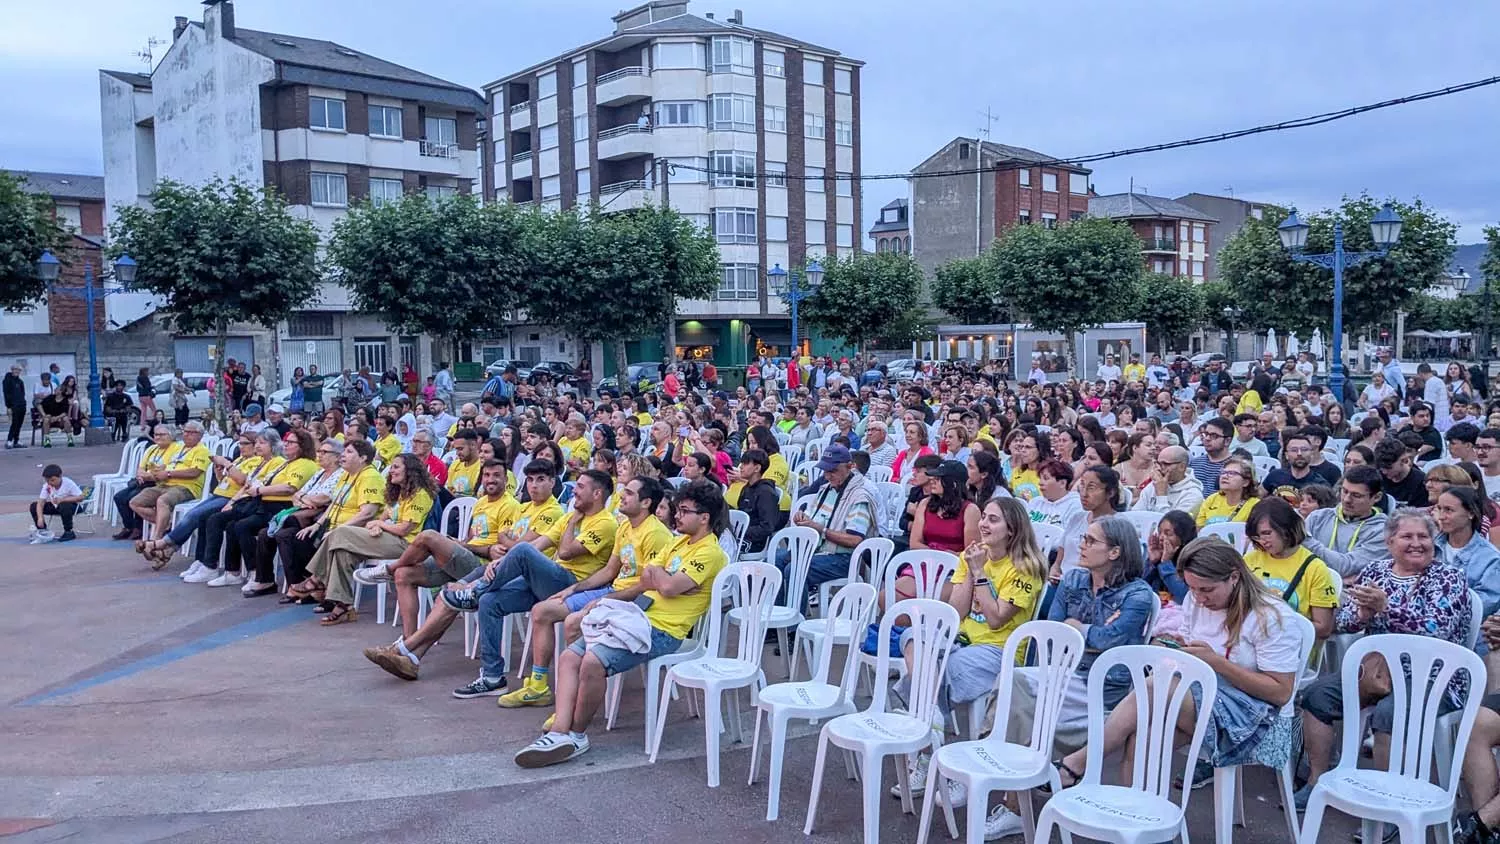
[977,106,998,140]
[135,37,166,68]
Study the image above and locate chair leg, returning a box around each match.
[644,663,662,754]
[915,761,938,844]
[748,707,764,786]
[862,753,887,844]
[604,673,622,731]
[374,582,386,624]
[1212,766,1235,844]
[775,626,792,679]
[703,687,722,787]
[1277,762,1300,842]
[1018,788,1038,844]
[647,673,675,763]
[765,713,790,821]
[1298,792,1329,844]
[803,730,832,835]
[962,782,984,844]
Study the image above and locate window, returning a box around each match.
[287,312,335,338]
[654,101,703,127]
[424,116,457,146]
[765,161,787,187]
[709,150,755,188]
[426,184,457,202]
[764,105,787,132]
[766,216,788,241]
[959,143,971,160]
[1018,168,1031,187]
[1192,223,1206,243]
[834,67,852,94]
[1069,210,1084,221]
[1191,260,1205,278]
[1042,212,1058,229]
[1180,223,1189,242]
[804,113,825,140]
[717,264,759,300]
[310,96,346,131]
[881,207,898,223]
[575,168,591,195]
[493,138,505,161]
[572,57,587,87]
[709,93,756,132]
[711,36,753,75]
[1042,172,1058,192]
[836,172,853,197]
[1018,209,1032,225]
[806,165,825,193]
[803,57,824,83]
[712,207,757,244]
[1152,259,1171,274]
[1179,259,1188,275]
[666,156,708,184]
[807,224,826,246]
[368,104,402,138]
[834,120,853,146]
[653,41,703,69]
[369,177,403,207]
[541,176,560,199]
[310,172,348,207]
[1070,172,1088,195]
[573,113,589,138]
[836,224,853,248]
[539,124,558,150]
[537,71,557,99]
[54,204,81,231]
[683,213,710,232]
[764,49,785,77]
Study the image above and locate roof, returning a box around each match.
[5,171,105,202]
[868,198,909,234]
[880,198,907,211]
[485,10,859,89]
[911,138,1090,175]
[1450,243,1492,293]
[101,69,152,89]
[229,28,482,107]
[1088,192,1218,222]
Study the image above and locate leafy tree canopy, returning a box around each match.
[0,171,68,312]
[798,251,924,352]
[1136,272,1204,351]
[930,256,1005,324]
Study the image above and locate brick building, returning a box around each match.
[869,198,908,253]
[1087,192,1218,281]
[0,171,108,336]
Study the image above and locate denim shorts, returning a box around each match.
[564,586,615,613]
[568,626,683,676]
[419,545,485,587]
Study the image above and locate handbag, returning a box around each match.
[859,622,908,658]
[267,506,300,534]
[1358,652,1393,705]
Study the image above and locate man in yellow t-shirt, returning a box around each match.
[500,476,674,708]
[516,479,728,768]
[444,430,484,498]
[128,421,211,541]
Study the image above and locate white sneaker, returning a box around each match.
[983,804,1024,840]
[183,566,219,584]
[353,563,392,585]
[887,755,967,807]
[179,561,207,580]
[206,571,246,588]
[29,528,54,544]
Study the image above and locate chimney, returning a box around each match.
[172,16,189,41]
[729,8,743,23]
[202,0,235,40]
[705,11,714,18]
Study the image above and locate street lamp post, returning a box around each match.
[1222,306,1241,361]
[1277,204,1402,403]
[35,250,138,429]
[766,260,824,359]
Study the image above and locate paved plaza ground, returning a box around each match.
[0,441,1361,843]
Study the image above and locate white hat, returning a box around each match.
[267,404,286,415]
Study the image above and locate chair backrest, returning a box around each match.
[865,465,894,484]
[663,476,689,490]
[727,509,749,547]
[443,496,477,540]
[772,429,791,446]
[873,481,905,534]
[1338,633,1485,799]
[718,530,740,565]
[1325,438,1350,460]
[881,550,959,607]
[795,460,824,487]
[814,583,880,697]
[766,526,820,609]
[1282,611,1318,713]
[1200,521,1248,553]
[113,441,136,475]
[845,536,896,585]
[1082,645,1217,809]
[791,494,818,520]
[1187,444,1207,459]
[1145,592,1162,637]
[1253,455,1281,478]
[805,438,828,464]
[867,598,961,730]
[705,561,783,663]
[1120,510,1163,542]
[1465,588,1483,650]
[783,444,806,470]
[442,450,458,466]
[992,620,1087,752]
[1031,522,1064,558]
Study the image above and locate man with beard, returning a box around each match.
[1260,430,1323,502]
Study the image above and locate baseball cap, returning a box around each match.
[244,403,263,416]
[929,460,968,481]
[815,443,853,471]
[267,404,286,415]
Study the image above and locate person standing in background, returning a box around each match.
[402,361,420,401]
[249,363,267,408]
[134,367,157,424]
[4,365,27,449]
[170,369,191,427]
[433,362,455,409]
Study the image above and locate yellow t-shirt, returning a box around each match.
[612,515,676,590]
[164,443,213,497]
[214,456,263,497]
[975,429,997,447]
[388,488,435,533]
[644,533,729,639]
[949,555,1044,647]
[1196,493,1255,528]
[141,443,174,473]
[262,457,318,502]
[1243,548,1338,618]
[767,452,792,512]
[1236,389,1264,416]
[467,494,521,548]
[1123,363,1146,383]
[326,465,385,528]
[1009,468,1041,502]
[546,508,619,580]
[558,435,592,466]
[512,497,566,557]
[446,458,483,497]
[374,434,402,467]
[724,481,791,510]
[635,412,653,427]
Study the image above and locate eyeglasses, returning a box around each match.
[1199,432,1224,440]
[676,507,703,516]
[1079,534,1103,548]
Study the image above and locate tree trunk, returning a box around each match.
[613,340,629,394]
[214,317,229,436]
[662,293,677,371]
[1065,331,1079,380]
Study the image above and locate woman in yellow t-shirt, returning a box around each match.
[1243,497,1337,641]
[1196,456,1259,528]
[746,425,792,513]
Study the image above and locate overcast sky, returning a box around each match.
[3,0,1496,244]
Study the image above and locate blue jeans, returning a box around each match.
[774,548,851,611]
[165,495,228,546]
[477,543,578,681]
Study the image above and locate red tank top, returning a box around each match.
[921,501,972,552]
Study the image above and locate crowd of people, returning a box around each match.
[35,347,1500,843]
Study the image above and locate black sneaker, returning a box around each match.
[452,676,506,698]
[58,531,77,542]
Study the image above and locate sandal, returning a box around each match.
[288,578,325,597]
[134,539,149,555]
[318,605,357,626]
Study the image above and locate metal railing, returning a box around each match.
[511,150,533,163]
[599,179,647,195]
[597,124,653,140]
[508,101,530,114]
[419,140,459,159]
[596,66,646,85]
[1148,238,1176,251]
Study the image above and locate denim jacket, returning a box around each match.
[1046,568,1156,676]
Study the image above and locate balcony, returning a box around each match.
[1143,238,1176,252]
[595,66,652,106]
[510,151,533,179]
[597,124,654,161]
[598,179,650,212]
[508,101,530,114]
[420,139,459,159]
[510,105,531,131]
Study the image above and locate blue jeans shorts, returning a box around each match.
[564,586,616,613]
[568,626,683,676]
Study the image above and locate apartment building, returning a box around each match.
[98,0,484,383]
[1088,192,1217,281]
[482,0,863,367]
[1174,192,1274,280]
[1,171,106,336]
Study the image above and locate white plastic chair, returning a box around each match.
[603,612,709,752]
[1034,644,1219,844]
[916,620,1087,844]
[1118,510,1163,543]
[727,526,817,678]
[854,550,959,696]
[1299,633,1485,844]
[1430,588,1485,790]
[796,538,894,680]
[1031,522,1064,559]
[718,529,740,565]
[772,429,791,446]
[791,494,818,521]
[663,476,689,490]
[804,598,962,844]
[866,465,894,484]
[727,509,749,552]
[354,496,475,624]
[805,438,829,465]
[783,444,806,471]
[1200,521,1249,553]
[1211,611,1315,844]
[94,439,146,527]
[873,481,906,537]
[1253,455,1281,479]
[749,582,878,820]
[649,561,783,787]
[794,459,824,489]
[1325,438,1350,461]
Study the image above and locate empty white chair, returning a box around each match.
[804,438,829,465]
[794,459,823,489]
[749,582,878,820]
[815,535,895,621]
[782,443,805,471]
[772,429,791,446]
[1200,521,1248,553]
[873,481,906,537]
[94,439,146,527]
[917,620,1087,844]
[866,464,894,484]
[1034,645,1218,844]
[1299,633,1485,844]
[727,526,817,678]
[649,561,783,787]
[804,598,962,844]
[796,538,895,679]
[1118,510,1163,542]
[1325,438,1350,461]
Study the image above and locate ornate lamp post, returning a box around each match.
[766,259,824,358]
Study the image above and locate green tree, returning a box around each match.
[798,252,924,355]
[1199,280,1237,332]
[1478,225,1500,358]
[1136,272,1204,354]
[110,179,321,428]
[989,217,1143,372]
[930,256,1005,324]
[1404,293,1478,333]
[0,171,68,312]
[327,194,528,366]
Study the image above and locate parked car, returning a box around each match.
[528,360,579,386]
[149,372,215,416]
[483,359,532,381]
[597,363,663,395]
[268,374,379,412]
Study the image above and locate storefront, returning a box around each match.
[920,322,1147,378]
